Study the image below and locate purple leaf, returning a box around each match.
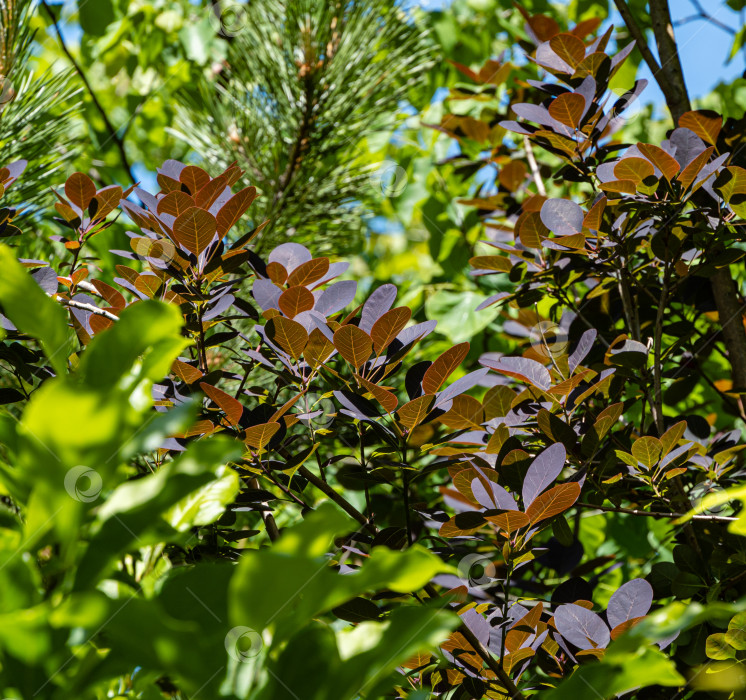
[575,75,596,116]
[610,41,635,69]
[435,368,491,407]
[606,578,653,629]
[314,261,349,287]
[554,604,610,650]
[268,242,312,273]
[540,199,584,236]
[522,443,566,506]
[667,127,706,169]
[471,477,518,511]
[535,41,574,73]
[252,279,281,310]
[360,284,397,333]
[476,292,511,311]
[568,329,597,372]
[315,280,357,316]
[31,267,58,296]
[157,159,187,179]
[394,320,437,347]
[499,121,538,136]
[480,356,551,392]
[203,293,235,321]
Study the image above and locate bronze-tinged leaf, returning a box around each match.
[525,482,581,524]
[65,172,97,210]
[134,274,163,298]
[631,435,662,469]
[548,93,585,129]
[402,652,434,670]
[179,165,211,195]
[677,146,715,191]
[305,327,335,367]
[92,279,126,309]
[278,285,315,318]
[243,422,281,449]
[175,419,215,439]
[157,173,181,193]
[55,201,78,223]
[397,394,435,430]
[357,374,398,413]
[266,262,288,285]
[614,157,655,184]
[371,306,412,354]
[200,381,244,426]
[527,13,560,42]
[499,161,527,191]
[573,52,610,79]
[267,316,308,360]
[610,617,644,641]
[89,314,115,335]
[549,33,586,69]
[679,110,723,146]
[172,207,218,256]
[219,162,243,188]
[270,392,306,422]
[172,359,203,384]
[516,211,550,249]
[216,186,258,237]
[661,420,687,456]
[486,423,510,454]
[157,191,195,217]
[92,185,123,220]
[194,175,228,209]
[287,258,330,287]
[422,342,470,394]
[637,143,680,181]
[440,395,484,430]
[438,516,483,539]
[115,264,139,285]
[483,385,516,421]
[333,325,373,368]
[505,604,544,654]
[486,510,530,534]
[599,179,637,194]
[583,196,607,230]
[469,255,512,272]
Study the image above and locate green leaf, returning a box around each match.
[425,290,493,343]
[78,0,115,36]
[0,245,74,376]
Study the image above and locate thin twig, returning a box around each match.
[523,135,546,196]
[60,299,119,322]
[575,501,737,522]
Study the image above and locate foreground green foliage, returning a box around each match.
[2,0,746,698]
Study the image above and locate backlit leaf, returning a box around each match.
[357,375,398,413]
[216,186,258,237]
[172,207,218,256]
[333,325,373,368]
[287,258,330,287]
[244,422,281,449]
[397,395,436,430]
[267,316,308,360]
[371,307,411,355]
[637,143,680,181]
[65,172,96,210]
[200,382,244,426]
[279,286,315,318]
[614,157,655,183]
[631,436,662,469]
[439,395,484,430]
[422,342,470,394]
[548,93,584,129]
[549,33,586,68]
[679,110,723,146]
[525,482,580,523]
